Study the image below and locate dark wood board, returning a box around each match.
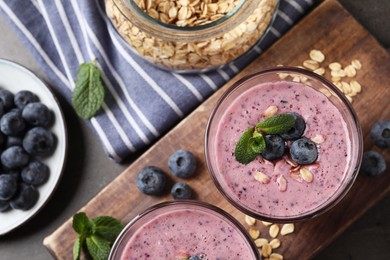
[43,0,390,259]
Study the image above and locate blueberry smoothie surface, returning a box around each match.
[215,81,351,218]
[121,208,255,259]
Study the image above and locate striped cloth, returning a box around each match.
[0,0,314,162]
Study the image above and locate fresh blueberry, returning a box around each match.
[0,174,18,200]
[261,135,285,160]
[22,102,52,127]
[0,199,10,212]
[360,150,387,176]
[23,127,55,156]
[21,161,49,186]
[0,89,14,111]
[189,256,200,260]
[0,110,26,136]
[4,170,20,182]
[168,150,197,178]
[14,90,39,109]
[10,183,39,210]
[1,146,29,169]
[5,135,22,148]
[171,182,193,200]
[281,112,306,140]
[290,137,318,165]
[0,103,4,118]
[136,166,167,195]
[371,120,390,149]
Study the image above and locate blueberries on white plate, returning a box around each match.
[171,182,192,200]
[22,102,52,127]
[371,120,390,149]
[14,90,39,109]
[23,127,54,156]
[137,166,167,195]
[0,110,26,136]
[261,135,285,161]
[290,137,318,165]
[280,112,306,141]
[0,199,10,212]
[0,89,14,111]
[21,161,50,186]
[168,150,197,178]
[10,183,39,210]
[0,174,18,200]
[1,146,29,169]
[360,150,387,176]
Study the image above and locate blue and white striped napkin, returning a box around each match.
[0,0,314,162]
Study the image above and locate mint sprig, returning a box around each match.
[234,113,295,164]
[72,212,124,260]
[72,60,105,119]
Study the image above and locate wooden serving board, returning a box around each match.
[44,0,390,259]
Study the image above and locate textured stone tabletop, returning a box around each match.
[0,0,389,259]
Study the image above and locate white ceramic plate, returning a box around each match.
[0,59,67,235]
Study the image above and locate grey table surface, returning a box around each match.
[0,0,390,259]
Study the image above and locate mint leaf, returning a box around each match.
[256,114,295,134]
[234,128,259,164]
[86,235,111,260]
[73,212,94,237]
[92,216,124,242]
[73,235,84,260]
[72,61,105,119]
[248,130,266,154]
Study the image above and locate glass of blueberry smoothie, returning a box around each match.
[205,67,363,222]
[109,200,260,259]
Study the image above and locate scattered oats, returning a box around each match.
[278,73,289,79]
[249,228,261,239]
[346,94,353,103]
[290,165,301,172]
[292,76,301,82]
[255,238,269,247]
[290,172,303,183]
[264,105,279,118]
[341,81,352,95]
[334,82,343,92]
[280,223,295,236]
[254,171,271,184]
[262,243,272,258]
[276,175,287,192]
[351,59,362,70]
[286,158,298,167]
[269,238,281,249]
[331,76,341,82]
[245,215,256,226]
[270,253,284,260]
[311,134,325,144]
[269,224,280,238]
[329,62,342,71]
[262,221,273,226]
[313,67,325,75]
[276,64,284,67]
[331,69,346,78]
[309,49,325,63]
[344,64,357,77]
[303,60,320,70]
[350,80,362,93]
[300,167,313,183]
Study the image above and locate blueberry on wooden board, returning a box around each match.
[168,150,197,178]
[136,166,167,195]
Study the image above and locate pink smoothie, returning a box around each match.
[120,207,256,259]
[215,81,351,218]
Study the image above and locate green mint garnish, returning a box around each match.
[256,114,296,134]
[72,60,105,119]
[72,212,124,260]
[235,113,296,164]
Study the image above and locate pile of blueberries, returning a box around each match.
[137,150,196,199]
[0,89,55,212]
[261,112,318,165]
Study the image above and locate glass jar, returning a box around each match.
[205,67,363,222]
[105,0,279,72]
[109,200,260,259]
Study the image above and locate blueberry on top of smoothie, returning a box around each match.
[261,135,285,161]
[371,120,390,149]
[290,137,318,165]
[360,150,387,176]
[280,112,306,140]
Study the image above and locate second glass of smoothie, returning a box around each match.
[205,67,363,222]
